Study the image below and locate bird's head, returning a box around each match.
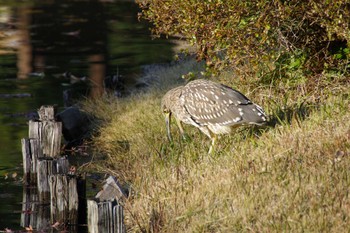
[161,94,173,142]
[161,85,183,114]
[161,86,184,142]
[161,96,171,114]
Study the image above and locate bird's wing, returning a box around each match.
[181,81,253,126]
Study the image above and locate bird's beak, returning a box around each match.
[165,112,172,142]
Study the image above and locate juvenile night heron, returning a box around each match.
[161,79,267,153]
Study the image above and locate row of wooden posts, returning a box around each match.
[21,105,125,232]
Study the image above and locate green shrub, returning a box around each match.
[137,0,349,75]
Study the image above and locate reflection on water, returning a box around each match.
[0,0,175,230]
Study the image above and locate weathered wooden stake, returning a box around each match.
[20,187,51,230]
[88,176,126,233]
[20,105,115,232]
[20,187,35,228]
[87,200,125,233]
[49,174,80,225]
[87,200,111,233]
[113,205,125,233]
[56,156,70,174]
[87,200,99,233]
[28,105,62,157]
[50,175,68,224]
[21,138,42,185]
[21,139,33,185]
[37,159,55,202]
[95,176,127,201]
[38,105,56,121]
[68,176,78,223]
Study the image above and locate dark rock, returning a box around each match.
[56,107,90,143]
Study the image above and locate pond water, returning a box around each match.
[0,0,176,230]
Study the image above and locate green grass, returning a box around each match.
[81,58,350,232]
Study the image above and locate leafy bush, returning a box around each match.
[137,0,349,75]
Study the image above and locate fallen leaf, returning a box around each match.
[69,166,76,175]
[25,225,33,231]
[52,221,60,228]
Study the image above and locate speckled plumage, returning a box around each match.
[161,79,267,153]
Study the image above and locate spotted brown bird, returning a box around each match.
[161,79,267,153]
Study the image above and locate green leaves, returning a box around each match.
[137,0,350,75]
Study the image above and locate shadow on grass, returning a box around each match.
[242,101,320,139]
[267,102,319,127]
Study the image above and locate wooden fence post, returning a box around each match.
[113,205,125,233]
[87,200,99,233]
[20,187,51,230]
[20,105,116,232]
[87,176,126,233]
[21,138,42,185]
[37,158,56,202]
[49,174,84,226]
[28,105,62,158]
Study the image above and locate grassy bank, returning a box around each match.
[81,58,350,232]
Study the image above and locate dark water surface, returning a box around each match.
[0,0,175,230]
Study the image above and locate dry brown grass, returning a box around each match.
[81,58,350,232]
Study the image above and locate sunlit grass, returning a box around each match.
[81,58,350,232]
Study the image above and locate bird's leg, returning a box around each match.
[165,112,172,142]
[198,127,216,154]
[208,134,217,154]
[175,117,190,141]
[175,117,184,136]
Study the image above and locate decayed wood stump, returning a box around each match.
[29,105,62,158]
[88,176,126,233]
